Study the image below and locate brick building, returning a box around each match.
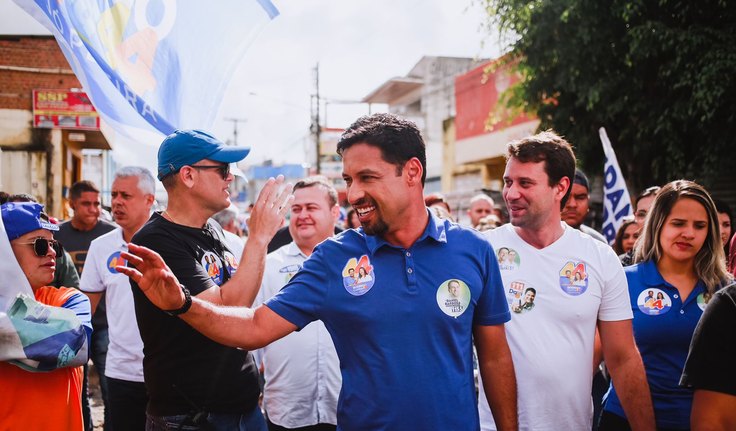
[0,35,111,217]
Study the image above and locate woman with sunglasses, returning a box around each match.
[600,181,733,430]
[0,201,91,431]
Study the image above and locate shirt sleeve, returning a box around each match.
[265,245,330,330]
[137,229,216,296]
[598,246,634,321]
[474,241,511,326]
[680,288,736,395]
[79,240,104,293]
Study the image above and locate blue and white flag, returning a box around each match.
[13,0,278,146]
[600,127,633,244]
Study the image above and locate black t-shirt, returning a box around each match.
[131,212,260,416]
[56,219,117,328]
[680,283,736,395]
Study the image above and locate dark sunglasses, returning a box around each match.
[18,237,60,257]
[189,164,230,180]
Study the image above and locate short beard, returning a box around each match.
[361,217,389,237]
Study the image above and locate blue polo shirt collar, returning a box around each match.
[639,260,669,287]
[363,209,447,254]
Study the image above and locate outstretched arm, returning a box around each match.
[118,243,296,350]
[475,324,518,431]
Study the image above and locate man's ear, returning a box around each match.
[557,176,571,201]
[179,167,196,189]
[405,157,423,187]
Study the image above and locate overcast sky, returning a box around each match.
[1,0,503,167]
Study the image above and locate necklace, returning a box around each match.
[163,210,178,224]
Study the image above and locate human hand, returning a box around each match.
[117,243,185,311]
[246,175,293,245]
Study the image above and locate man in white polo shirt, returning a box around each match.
[479,131,655,430]
[254,176,341,431]
[81,167,155,430]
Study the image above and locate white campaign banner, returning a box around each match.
[13,0,279,145]
[600,127,633,244]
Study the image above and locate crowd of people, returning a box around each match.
[1,112,735,431]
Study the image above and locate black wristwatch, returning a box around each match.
[165,284,192,316]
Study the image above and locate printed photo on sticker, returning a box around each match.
[696,293,707,311]
[636,288,672,315]
[279,264,302,284]
[223,251,238,275]
[558,261,589,296]
[436,279,471,318]
[106,251,126,274]
[342,255,375,296]
[201,252,224,285]
[497,247,520,271]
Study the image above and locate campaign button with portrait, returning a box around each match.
[436,279,471,318]
[637,288,672,316]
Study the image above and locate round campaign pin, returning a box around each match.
[496,247,520,271]
[507,280,537,314]
[201,252,224,285]
[558,262,589,296]
[436,279,471,318]
[637,288,672,316]
[342,257,375,296]
[106,251,126,274]
[696,292,707,311]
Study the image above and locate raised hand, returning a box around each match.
[246,175,293,244]
[117,243,185,312]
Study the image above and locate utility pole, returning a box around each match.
[310,63,321,174]
[224,117,247,146]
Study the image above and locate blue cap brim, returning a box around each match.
[207,146,251,163]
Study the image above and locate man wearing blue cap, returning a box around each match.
[0,202,92,430]
[120,115,518,431]
[130,129,290,430]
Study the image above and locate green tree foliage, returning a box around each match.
[481,0,736,190]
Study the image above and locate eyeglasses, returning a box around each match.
[189,164,230,180]
[17,237,60,257]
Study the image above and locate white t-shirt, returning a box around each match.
[80,228,144,382]
[254,242,341,428]
[479,223,632,431]
[222,229,245,260]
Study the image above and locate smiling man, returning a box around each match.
[128,129,290,431]
[478,131,654,430]
[254,176,341,431]
[120,114,518,431]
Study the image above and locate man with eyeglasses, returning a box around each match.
[56,180,117,431]
[0,201,91,430]
[130,129,290,430]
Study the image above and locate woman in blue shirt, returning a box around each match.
[600,180,732,430]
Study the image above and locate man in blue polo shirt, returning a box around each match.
[120,113,518,431]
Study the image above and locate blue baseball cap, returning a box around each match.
[573,169,590,191]
[157,129,251,180]
[2,202,59,241]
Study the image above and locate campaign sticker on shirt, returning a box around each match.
[223,251,238,275]
[342,255,375,296]
[106,251,126,274]
[436,279,471,318]
[696,292,707,311]
[279,264,302,284]
[558,261,589,296]
[637,288,672,315]
[496,247,520,271]
[506,280,537,314]
[201,251,224,285]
